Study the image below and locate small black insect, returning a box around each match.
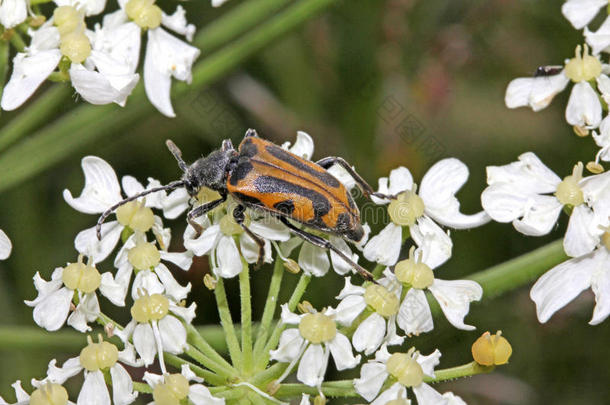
[96,129,391,281]
[534,65,563,77]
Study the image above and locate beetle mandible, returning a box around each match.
[96,129,392,281]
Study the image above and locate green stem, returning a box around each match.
[8,31,25,52]
[164,352,225,386]
[187,323,236,371]
[371,263,385,279]
[250,362,287,386]
[0,0,339,193]
[0,325,84,350]
[184,344,235,379]
[195,0,290,53]
[133,382,153,394]
[253,259,285,362]
[0,40,8,116]
[257,273,311,370]
[215,276,243,370]
[468,239,566,299]
[424,361,494,383]
[240,260,254,374]
[0,85,71,152]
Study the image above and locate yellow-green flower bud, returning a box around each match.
[386,352,424,387]
[299,313,337,344]
[283,258,300,274]
[125,0,162,29]
[116,200,155,233]
[471,331,512,366]
[59,32,91,63]
[387,191,425,226]
[53,6,83,36]
[555,162,584,206]
[152,373,189,405]
[62,256,101,293]
[79,336,119,371]
[203,274,217,290]
[395,255,434,290]
[197,187,222,204]
[128,241,161,271]
[30,383,69,405]
[564,44,602,83]
[131,293,169,323]
[586,161,604,174]
[220,213,247,236]
[364,284,399,317]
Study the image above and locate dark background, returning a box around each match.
[0,0,608,403]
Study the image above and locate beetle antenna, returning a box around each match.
[166,140,188,172]
[96,180,186,240]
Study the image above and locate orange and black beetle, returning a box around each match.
[96,129,389,281]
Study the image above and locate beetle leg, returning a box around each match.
[316,156,394,200]
[233,205,265,269]
[187,195,227,238]
[277,216,376,282]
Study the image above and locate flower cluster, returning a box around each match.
[0,131,498,404]
[0,0,214,116]
[499,0,610,326]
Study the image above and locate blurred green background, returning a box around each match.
[0,0,608,403]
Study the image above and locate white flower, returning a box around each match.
[591,115,610,165]
[0,229,12,260]
[24,256,125,332]
[54,0,107,16]
[184,204,290,278]
[211,0,230,7]
[0,380,75,405]
[481,152,610,257]
[269,304,360,388]
[35,337,138,405]
[144,365,225,405]
[115,291,194,370]
[334,277,404,355]
[531,227,610,325]
[562,0,607,30]
[364,160,489,266]
[354,345,462,405]
[505,44,607,129]
[388,239,482,335]
[1,18,139,111]
[63,155,170,263]
[0,0,28,28]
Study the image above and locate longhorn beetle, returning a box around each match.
[96,129,392,281]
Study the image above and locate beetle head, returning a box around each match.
[184,147,235,196]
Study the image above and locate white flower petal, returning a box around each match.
[67,293,100,332]
[412,382,447,405]
[297,344,327,387]
[31,286,73,331]
[162,188,190,219]
[284,131,314,160]
[354,362,390,402]
[485,152,561,193]
[100,272,127,307]
[512,195,563,236]
[55,0,107,16]
[189,384,226,405]
[415,349,441,377]
[298,242,330,277]
[216,236,243,278]
[184,224,220,256]
[46,357,83,384]
[564,205,599,257]
[249,217,291,241]
[420,158,490,229]
[132,270,165,299]
[154,263,191,301]
[370,383,409,405]
[530,253,597,323]
[110,364,138,405]
[74,221,122,264]
[144,28,200,117]
[0,0,27,28]
[328,332,361,370]
[590,249,610,324]
[443,392,467,405]
[280,303,303,324]
[397,288,433,336]
[353,313,386,355]
[329,236,357,275]
[334,294,367,326]
[388,166,414,196]
[91,20,140,73]
[566,81,602,128]
[69,63,139,106]
[170,302,197,324]
[411,216,453,269]
[505,75,569,111]
[269,328,305,362]
[363,223,402,266]
[161,6,196,42]
[0,229,12,260]
[159,250,194,271]
[77,370,110,405]
[562,0,606,29]
[428,279,482,330]
[63,156,123,214]
[585,17,610,54]
[159,315,187,354]
[1,50,61,111]
[133,323,157,366]
[336,276,366,299]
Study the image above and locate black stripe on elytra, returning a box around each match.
[254,176,331,218]
[240,138,258,158]
[232,192,264,207]
[273,200,295,215]
[265,144,341,188]
[229,159,254,186]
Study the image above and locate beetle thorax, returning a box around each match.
[184,149,235,195]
